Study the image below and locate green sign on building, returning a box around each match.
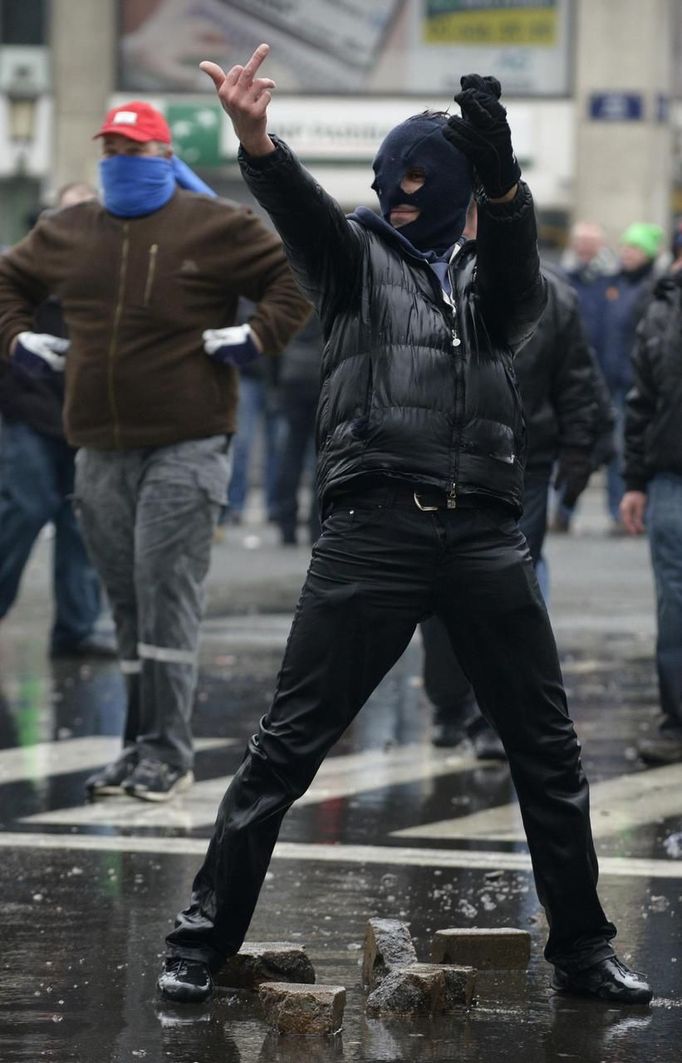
[165,103,223,167]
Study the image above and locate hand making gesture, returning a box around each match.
[200,44,276,157]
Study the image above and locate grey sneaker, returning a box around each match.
[85,749,138,797]
[637,733,682,766]
[124,758,194,802]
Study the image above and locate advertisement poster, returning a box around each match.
[119,0,571,97]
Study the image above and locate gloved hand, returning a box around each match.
[442,74,521,199]
[12,332,69,375]
[203,323,261,369]
[554,449,593,508]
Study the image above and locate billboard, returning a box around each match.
[119,0,572,97]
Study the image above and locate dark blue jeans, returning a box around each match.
[0,419,100,649]
[227,376,282,517]
[648,473,682,735]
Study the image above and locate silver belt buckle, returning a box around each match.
[414,492,439,512]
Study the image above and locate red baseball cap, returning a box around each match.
[94,101,171,144]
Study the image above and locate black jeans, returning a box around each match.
[167,486,616,971]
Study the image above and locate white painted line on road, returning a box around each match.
[0,736,234,787]
[393,763,682,842]
[21,743,478,830]
[0,831,680,879]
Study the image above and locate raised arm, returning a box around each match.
[201,45,362,320]
[443,75,545,350]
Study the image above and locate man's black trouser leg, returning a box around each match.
[432,505,615,970]
[166,500,615,972]
[166,503,426,967]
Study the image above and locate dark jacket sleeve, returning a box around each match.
[0,224,53,359]
[623,318,658,492]
[549,281,600,456]
[475,181,547,352]
[238,137,363,323]
[221,206,312,355]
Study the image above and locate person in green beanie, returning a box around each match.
[591,221,663,532]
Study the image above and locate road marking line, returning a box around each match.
[21,743,478,829]
[0,736,231,786]
[393,763,682,841]
[0,832,680,878]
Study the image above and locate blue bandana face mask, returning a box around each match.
[99,154,176,218]
[372,114,473,254]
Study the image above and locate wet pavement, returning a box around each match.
[1,482,681,1063]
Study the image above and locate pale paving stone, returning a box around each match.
[259,982,346,1035]
[432,927,531,969]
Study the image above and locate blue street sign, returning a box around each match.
[589,93,644,121]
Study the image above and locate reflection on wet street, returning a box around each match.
[1,506,681,1062]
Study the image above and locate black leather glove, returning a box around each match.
[554,449,593,509]
[442,73,521,199]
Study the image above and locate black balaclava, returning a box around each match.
[371,113,473,255]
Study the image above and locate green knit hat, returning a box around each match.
[620,222,664,258]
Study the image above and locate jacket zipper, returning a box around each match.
[443,273,462,509]
[107,223,130,449]
[144,243,158,305]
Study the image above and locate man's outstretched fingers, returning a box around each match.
[239,43,270,84]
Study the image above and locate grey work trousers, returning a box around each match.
[74,436,230,770]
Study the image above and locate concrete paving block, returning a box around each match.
[259,982,346,1035]
[366,964,441,1016]
[409,963,477,1009]
[215,942,316,989]
[431,927,531,970]
[362,917,418,988]
[366,963,477,1017]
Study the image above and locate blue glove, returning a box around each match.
[203,324,261,369]
[13,331,69,375]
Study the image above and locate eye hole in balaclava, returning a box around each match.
[371,112,473,255]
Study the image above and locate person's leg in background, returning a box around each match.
[0,420,61,626]
[49,437,112,657]
[226,375,264,524]
[274,383,317,545]
[637,473,682,765]
[74,448,142,796]
[606,391,626,531]
[126,436,230,801]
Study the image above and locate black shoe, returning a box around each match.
[50,634,118,660]
[472,728,507,761]
[552,956,652,1005]
[432,722,465,748]
[157,958,213,1003]
[637,734,682,766]
[85,749,138,797]
[123,758,193,802]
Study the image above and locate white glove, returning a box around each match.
[13,331,70,374]
[203,324,261,368]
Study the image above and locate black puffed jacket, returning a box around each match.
[514,266,608,473]
[239,138,547,513]
[623,271,682,491]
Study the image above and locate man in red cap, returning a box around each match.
[0,99,310,801]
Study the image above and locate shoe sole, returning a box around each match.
[127,771,195,803]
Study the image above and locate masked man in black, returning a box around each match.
[158,45,652,1007]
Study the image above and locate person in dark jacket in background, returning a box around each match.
[621,258,682,766]
[425,265,612,756]
[273,312,323,545]
[158,44,651,1007]
[0,182,114,658]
